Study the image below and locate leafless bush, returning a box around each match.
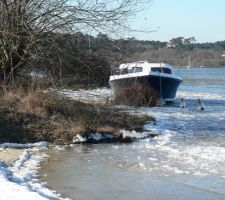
[0,0,152,85]
[113,83,159,107]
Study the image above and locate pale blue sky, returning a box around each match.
[129,0,225,42]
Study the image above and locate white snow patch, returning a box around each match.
[121,130,150,139]
[0,142,49,149]
[73,134,87,143]
[0,142,68,200]
[56,87,112,103]
[88,132,104,141]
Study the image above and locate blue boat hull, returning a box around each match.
[109,75,182,101]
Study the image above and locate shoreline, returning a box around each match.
[0,88,154,199]
[0,142,65,200]
[0,148,24,165]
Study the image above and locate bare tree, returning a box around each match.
[0,0,152,84]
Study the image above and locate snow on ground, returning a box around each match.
[57,87,112,104]
[0,142,49,149]
[0,142,68,200]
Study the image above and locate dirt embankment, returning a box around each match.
[0,88,154,145]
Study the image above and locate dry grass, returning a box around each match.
[113,83,159,107]
[1,88,22,106]
[0,88,153,144]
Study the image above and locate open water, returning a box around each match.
[40,68,225,200]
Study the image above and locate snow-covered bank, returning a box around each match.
[57,87,112,104]
[0,142,49,149]
[72,130,157,144]
[0,142,67,200]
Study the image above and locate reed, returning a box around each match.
[113,83,159,107]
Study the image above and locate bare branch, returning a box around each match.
[0,0,152,84]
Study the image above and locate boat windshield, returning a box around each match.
[128,67,143,73]
[120,67,142,74]
[151,67,172,74]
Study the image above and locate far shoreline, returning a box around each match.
[174,66,225,68]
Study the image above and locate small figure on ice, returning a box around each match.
[180,98,186,108]
[197,98,205,110]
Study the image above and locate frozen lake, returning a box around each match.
[40,68,225,200]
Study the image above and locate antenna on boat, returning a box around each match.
[157,70,165,107]
[88,34,91,54]
[77,31,80,59]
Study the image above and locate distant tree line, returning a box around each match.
[89,35,225,67]
[29,33,225,87]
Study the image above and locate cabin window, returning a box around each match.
[162,68,172,74]
[151,68,162,73]
[151,67,172,74]
[128,67,143,73]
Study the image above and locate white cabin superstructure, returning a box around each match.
[119,61,172,72]
[110,61,181,82]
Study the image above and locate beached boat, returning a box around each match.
[109,61,182,102]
